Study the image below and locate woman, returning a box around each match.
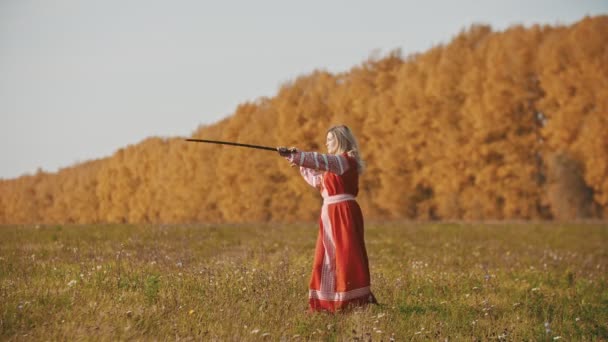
[278,125,377,312]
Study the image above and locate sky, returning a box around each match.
[1,0,606,179]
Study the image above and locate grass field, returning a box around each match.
[1,222,607,340]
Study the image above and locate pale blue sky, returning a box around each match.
[1,0,606,179]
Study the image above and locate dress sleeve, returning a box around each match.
[287,151,351,175]
[299,167,323,189]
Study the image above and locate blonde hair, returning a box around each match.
[327,125,365,173]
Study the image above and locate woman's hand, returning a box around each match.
[277,146,298,157]
[277,147,298,167]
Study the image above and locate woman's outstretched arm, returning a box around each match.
[285,151,350,175]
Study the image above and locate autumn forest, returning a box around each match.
[1,16,606,224]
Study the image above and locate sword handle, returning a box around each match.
[277,147,298,156]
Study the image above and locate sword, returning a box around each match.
[185,138,296,154]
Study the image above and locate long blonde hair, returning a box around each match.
[327,125,365,174]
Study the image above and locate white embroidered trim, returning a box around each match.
[318,193,357,295]
[309,286,371,302]
[320,201,336,293]
[323,194,355,205]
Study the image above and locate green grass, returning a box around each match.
[0,222,606,340]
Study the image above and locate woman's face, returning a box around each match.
[326,131,339,154]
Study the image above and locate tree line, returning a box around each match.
[1,16,606,224]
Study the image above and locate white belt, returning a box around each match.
[323,194,356,205]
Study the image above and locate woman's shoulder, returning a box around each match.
[341,152,357,167]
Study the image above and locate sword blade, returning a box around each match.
[185,138,277,151]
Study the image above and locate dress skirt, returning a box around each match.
[308,194,376,312]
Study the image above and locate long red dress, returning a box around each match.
[288,151,376,312]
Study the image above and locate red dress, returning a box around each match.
[289,151,376,312]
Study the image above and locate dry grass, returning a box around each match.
[1,222,607,340]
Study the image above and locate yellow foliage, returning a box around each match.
[1,16,606,223]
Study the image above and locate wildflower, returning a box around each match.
[531,287,540,292]
[67,280,77,287]
[553,337,562,340]
[544,322,551,334]
[188,310,195,315]
[251,329,260,334]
